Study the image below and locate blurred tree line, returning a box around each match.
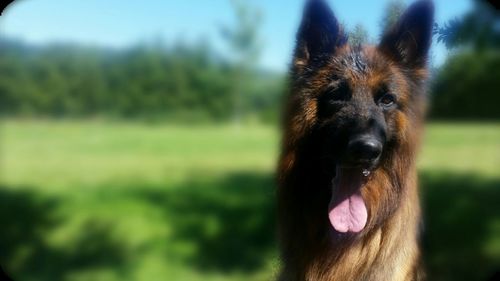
[0,37,284,122]
[0,1,283,123]
[1,0,498,122]
[431,0,500,120]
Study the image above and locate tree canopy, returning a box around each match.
[0,37,284,122]
[430,0,500,120]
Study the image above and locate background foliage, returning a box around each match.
[431,0,500,119]
[0,37,284,122]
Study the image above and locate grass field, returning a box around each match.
[1,120,499,281]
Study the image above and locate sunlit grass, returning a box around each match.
[419,122,500,177]
[1,120,279,190]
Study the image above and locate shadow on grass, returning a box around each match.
[137,172,277,273]
[0,187,130,281]
[420,171,500,281]
[0,173,277,279]
[0,170,498,280]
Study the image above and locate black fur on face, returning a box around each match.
[291,0,434,175]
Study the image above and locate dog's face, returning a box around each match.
[315,47,403,173]
[285,0,433,234]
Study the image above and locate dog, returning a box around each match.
[277,0,433,280]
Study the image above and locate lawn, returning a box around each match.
[0,120,499,281]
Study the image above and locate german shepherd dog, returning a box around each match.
[277,0,433,280]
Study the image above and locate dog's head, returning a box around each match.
[284,0,433,234]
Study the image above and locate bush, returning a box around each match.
[430,50,500,120]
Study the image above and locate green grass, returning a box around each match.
[419,122,500,176]
[1,120,278,190]
[0,120,499,281]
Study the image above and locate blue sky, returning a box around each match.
[1,0,471,71]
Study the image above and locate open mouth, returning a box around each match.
[328,164,373,234]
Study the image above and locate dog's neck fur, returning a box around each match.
[277,139,424,281]
[307,172,422,281]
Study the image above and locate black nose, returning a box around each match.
[347,137,383,163]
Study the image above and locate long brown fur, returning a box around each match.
[277,1,434,280]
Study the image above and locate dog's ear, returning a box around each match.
[379,0,434,68]
[293,0,347,69]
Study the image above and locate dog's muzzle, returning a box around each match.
[346,135,383,167]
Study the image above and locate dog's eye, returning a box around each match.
[379,93,396,108]
[324,81,350,103]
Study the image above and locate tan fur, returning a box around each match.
[277,2,433,278]
[277,47,427,281]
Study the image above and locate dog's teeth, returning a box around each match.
[362,169,371,177]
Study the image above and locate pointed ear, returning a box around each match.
[378,0,434,68]
[294,0,347,68]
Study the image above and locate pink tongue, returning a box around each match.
[328,192,367,233]
[328,168,368,233]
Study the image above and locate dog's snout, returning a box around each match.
[347,137,383,163]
